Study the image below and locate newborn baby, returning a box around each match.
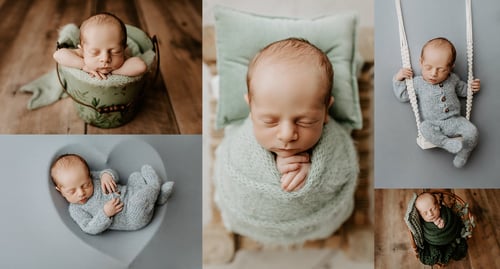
[414,193,468,265]
[53,12,147,80]
[393,37,480,167]
[50,154,174,235]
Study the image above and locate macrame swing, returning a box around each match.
[395,0,475,149]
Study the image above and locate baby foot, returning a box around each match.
[141,165,161,188]
[156,181,174,205]
[453,151,471,168]
[442,139,463,154]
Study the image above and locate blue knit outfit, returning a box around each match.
[393,73,478,167]
[69,165,173,234]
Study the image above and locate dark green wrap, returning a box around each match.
[418,206,468,265]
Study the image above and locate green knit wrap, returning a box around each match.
[214,117,358,245]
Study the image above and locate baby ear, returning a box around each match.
[328,96,334,108]
[55,186,61,192]
[324,96,334,123]
[244,93,249,105]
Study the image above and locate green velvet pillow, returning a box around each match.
[214,6,362,130]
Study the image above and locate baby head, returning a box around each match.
[415,193,441,223]
[245,38,334,157]
[419,37,456,85]
[50,154,93,204]
[79,12,127,74]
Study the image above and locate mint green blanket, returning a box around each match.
[214,117,358,245]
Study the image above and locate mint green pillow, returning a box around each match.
[214,6,362,130]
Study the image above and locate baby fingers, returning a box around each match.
[280,172,295,190]
[278,163,300,174]
[286,172,307,192]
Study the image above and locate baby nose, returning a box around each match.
[100,52,111,63]
[277,122,297,143]
[76,188,85,197]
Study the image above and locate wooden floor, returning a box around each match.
[0,0,201,134]
[375,189,500,269]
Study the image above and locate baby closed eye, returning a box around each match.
[297,120,319,127]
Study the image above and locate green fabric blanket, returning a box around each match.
[418,206,468,265]
[214,117,358,245]
[20,24,155,110]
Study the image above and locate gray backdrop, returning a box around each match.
[0,135,201,269]
[375,0,500,188]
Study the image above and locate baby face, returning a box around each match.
[81,23,125,74]
[415,194,441,223]
[419,45,452,85]
[54,164,94,204]
[247,61,331,158]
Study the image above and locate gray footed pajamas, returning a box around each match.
[393,73,478,167]
[69,165,174,234]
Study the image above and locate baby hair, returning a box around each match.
[80,12,127,47]
[50,154,91,186]
[246,37,333,105]
[421,37,456,67]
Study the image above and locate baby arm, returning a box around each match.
[53,48,107,79]
[392,68,413,102]
[53,48,84,69]
[69,206,113,235]
[276,153,310,192]
[395,68,413,81]
[100,169,119,194]
[111,56,147,77]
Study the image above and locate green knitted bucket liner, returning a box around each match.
[56,25,158,128]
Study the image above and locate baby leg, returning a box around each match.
[124,186,158,229]
[420,121,462,153]
[156,181,174,205]
[141,165,161,189]
[141,165,174,205]
[127,171,146,189]
[442,117,478,168]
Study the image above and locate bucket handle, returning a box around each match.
[55,35,160,114]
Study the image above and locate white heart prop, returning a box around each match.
[48,138,168,265]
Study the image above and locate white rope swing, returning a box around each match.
[395,0,474,149]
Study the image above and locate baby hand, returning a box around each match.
[104,197,124,217]
[395,68,413,81]
[82,65,108,80]
[280,162,311,192]
[471,78,480,93]
[276,152,310,174]
[434,217,445,229]
[101,173,117,194]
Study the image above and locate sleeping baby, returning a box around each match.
[50,154,173,235]
[214,38,358,245]
[393,37,480,167]
[53,12,147,80]
[414,193,468,265]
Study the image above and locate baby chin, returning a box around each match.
[272,148,303,157]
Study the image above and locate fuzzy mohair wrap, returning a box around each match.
[214,117,359,245]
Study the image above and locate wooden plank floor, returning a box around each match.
[0,0,201,134]
[375,189,500,269]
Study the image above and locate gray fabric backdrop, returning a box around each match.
[375,0,500,187]
[0,135,201,269]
